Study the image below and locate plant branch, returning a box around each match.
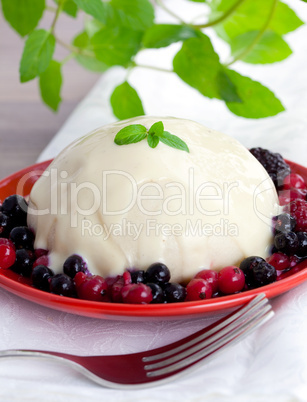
[155,0,185,24]
[194,0,246,29]
[46,6,57,12]
[134,63,173,73]
[226,0,278,66]
[50,0,64,33]
[55,37,94,57]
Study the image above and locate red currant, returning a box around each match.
[76,274,109,302]
[121,283,153,304]
[278,189,306,206]
[33,255,49,268]
[218,266,245,295]
[0,244,16,269]
[283,173,307,190]
[194,269,218,293]
[186,278,212,301]
[266,252,290,271]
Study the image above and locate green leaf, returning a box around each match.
[110,81,145,119]
[19,29,56,83]
[1,0,45,37]
[72,0,110,24]
[187,0,207,2]
[72,31,109,72]
[143,24,199,48]
[114,124,148,145]
[230,31,292,64]
[90,26,142,67]
[110,0,154,31]
[173,35,222,99]
[147,134,160,148]
[159,131,189,153]
[216,70,242,103]
[210,0,304,41]
[39,60,62,111]
[85,19,104,37]
[224,69,285,118]
[54,0,78,18]
[149,121,164,137]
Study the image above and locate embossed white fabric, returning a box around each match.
[1,1,307,401]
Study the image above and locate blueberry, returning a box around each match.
[11,249,34,277]
[146,263,170,285]
[1,195,28,227]
[250,261,277,287]
[130,269,146,284]
[274,231,299,255]
[63,254,86,278]
[147,283,164,303]
[239,256,265,287]
[296,232,307,258]
[0,212,11,238]
[32,265,54,291]
[163,283,186,303]
[50,274,76,297]
[10,226,34,250]
[274,213,296,234]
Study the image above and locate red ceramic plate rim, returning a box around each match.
[0,159,307,321]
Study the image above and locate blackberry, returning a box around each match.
[274,231,299,255]
[249,147,290,188]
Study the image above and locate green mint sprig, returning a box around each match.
[114,121,189,153]
[0,0,305,117]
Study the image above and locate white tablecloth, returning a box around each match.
[1,1,307,401]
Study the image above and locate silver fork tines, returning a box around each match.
[144,295,273,377]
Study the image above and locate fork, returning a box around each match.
[0,294,273,389]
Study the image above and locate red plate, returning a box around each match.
[0,160,307,321]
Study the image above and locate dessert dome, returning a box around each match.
[27,116,279,283]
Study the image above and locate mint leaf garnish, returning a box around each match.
[1,0,45,37]
[159,131,189,153]
[111,81,145,120]
[147,134,159,148]
[148,121,164,137]
[114,121,189,152]
[19,29,56,83]
[114,124,148,145]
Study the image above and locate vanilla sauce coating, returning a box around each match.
[27,116,280,283]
